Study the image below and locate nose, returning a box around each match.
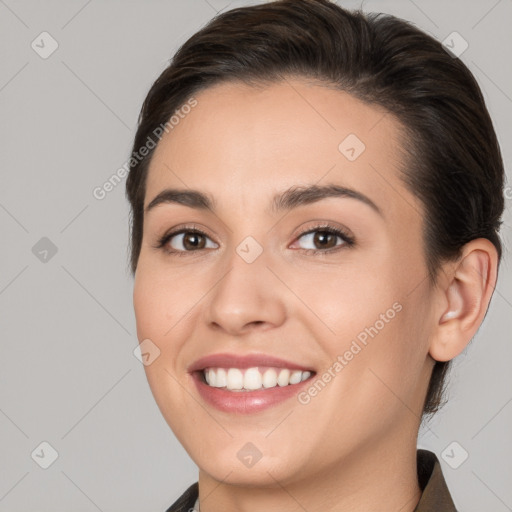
[204,245,287,336]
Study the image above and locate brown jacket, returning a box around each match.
[165,449,456,511]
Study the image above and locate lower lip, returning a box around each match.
[191,371,313,414]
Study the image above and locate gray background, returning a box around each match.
[0,0,511,510]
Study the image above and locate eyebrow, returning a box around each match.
[144,183,382,217]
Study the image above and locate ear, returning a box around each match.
[429,238,499,362]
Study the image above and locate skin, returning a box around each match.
[132,78,498,512]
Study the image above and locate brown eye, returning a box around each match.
[158,229,218,254]
[180,232,206,250]
[295,227,351,252]
[312,231,338,249]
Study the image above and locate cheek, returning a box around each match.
[297,261,431,402]
[132,262,207,380]
[288,261,399,341]
[133,262,191,341]
[132,265,196,430]
[337,291,434,419]
[133,273,167,342]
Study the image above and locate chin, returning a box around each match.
[199,457,296,488]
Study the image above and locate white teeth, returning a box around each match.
[226,368,243,390]
[262,368,277,388]
[203,367,312,391]
[215,368,227,388]
[289,370,302,385]
[277,369,290,386]
[244,367,262,390]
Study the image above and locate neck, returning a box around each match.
[197,428,422,512]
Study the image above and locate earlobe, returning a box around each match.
[429,239,498,362]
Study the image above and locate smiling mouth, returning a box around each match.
[198,366,315,392]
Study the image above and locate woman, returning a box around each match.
[125,1,505,510]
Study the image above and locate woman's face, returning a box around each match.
[133,79,437,486]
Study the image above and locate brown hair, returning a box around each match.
[125,0,504,415]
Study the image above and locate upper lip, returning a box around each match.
[188,353,315,373]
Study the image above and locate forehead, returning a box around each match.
[144,78,420,221]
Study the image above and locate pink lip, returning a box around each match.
[188,352,315,373]
[191,372,313,414]
[188,353,316,414]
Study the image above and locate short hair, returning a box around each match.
[126,0,505,416]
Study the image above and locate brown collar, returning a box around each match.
[414,449,457,511]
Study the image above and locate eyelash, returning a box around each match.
[154,222,355,258]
